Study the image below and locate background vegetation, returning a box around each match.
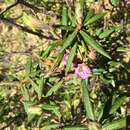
[0,0,130,129]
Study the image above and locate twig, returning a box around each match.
[0,1,19,16]
[0,16,57,40]
[18,0,42,12]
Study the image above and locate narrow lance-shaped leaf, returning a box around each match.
[60,29,78,52]
[83,9,94,24]
[41,104,61,118]
[42,124,60,130]
[102,118,126,130]
[31,77,45,99]
[66,43,77,74]
[84,13,106,26]
[26,57,32,74]
[82,79,95,121]
[54,25,74,31]
[41,45,54,58]
[99,28,115,39]
[51,51,65,70]
[75,0,83,24]
[111,0,119,6]
[80,30,111,59]
[28,106,42,115]
[63,127,87,130]
[62,6,68,26]
[37,77,45,99]
[41,104,58,111]
[79,0,85,21]
[61,5,68,37]
[23,103,36,124]
[52,106,61,119]
[109,95,127,114]
[100,96,112,121]
[46,80,63,97]
[68,8,77,27]
[96,28,103,36]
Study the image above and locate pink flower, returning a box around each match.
[74,63,91,79]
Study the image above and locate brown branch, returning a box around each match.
[0,0,45,16]
[18,0,42,12]
[0,1,19,16]
[0,0,59,39]
[0,16,57,40]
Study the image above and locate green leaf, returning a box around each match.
[83,9,94,25]
[21,86,30,101]
[65,43,77,74]
[54,25,74,31]
[92,68,107,75]
[61,5,68,37]
[42,124,60,130]
[46,80,63,97]
[81,79,95,121]
[26,57,32,74]
[23,102,39,123]
[99,28,115,39]
[63,126,87,130]
[116,47,128,52]
[109,95,127,114]
[68,8,77,27]
[75,0,83,23]
[96,28,103,36]
[28,106,42,115]
[23,102,42,123]
[27,114,35,124]
[60,29,78,52]
[102,118,126,130]
[97,104,105,122]
[62,6,68,26]
[41,45,54,58]
[33,77,45,99]
[41,104,58,111]
[22,13,42,31]
[51,51,65,70]
[79,0,85,8]
[41,104,61,118]
[80,30,111,59]
[111,0,119,6]
[53,107,61,119]
[84,13,106,26]
[100,96,112,121]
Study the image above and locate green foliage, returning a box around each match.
[84,12,106,26]
[63,127,87,130]
[99,28,115,39]
[102,118,126,130]
[80,30,111,59]
[0,0,129,129]
[82,79,95,121]
[66,43,77,74]
[46,80,63,97]
[111,0,120,6]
